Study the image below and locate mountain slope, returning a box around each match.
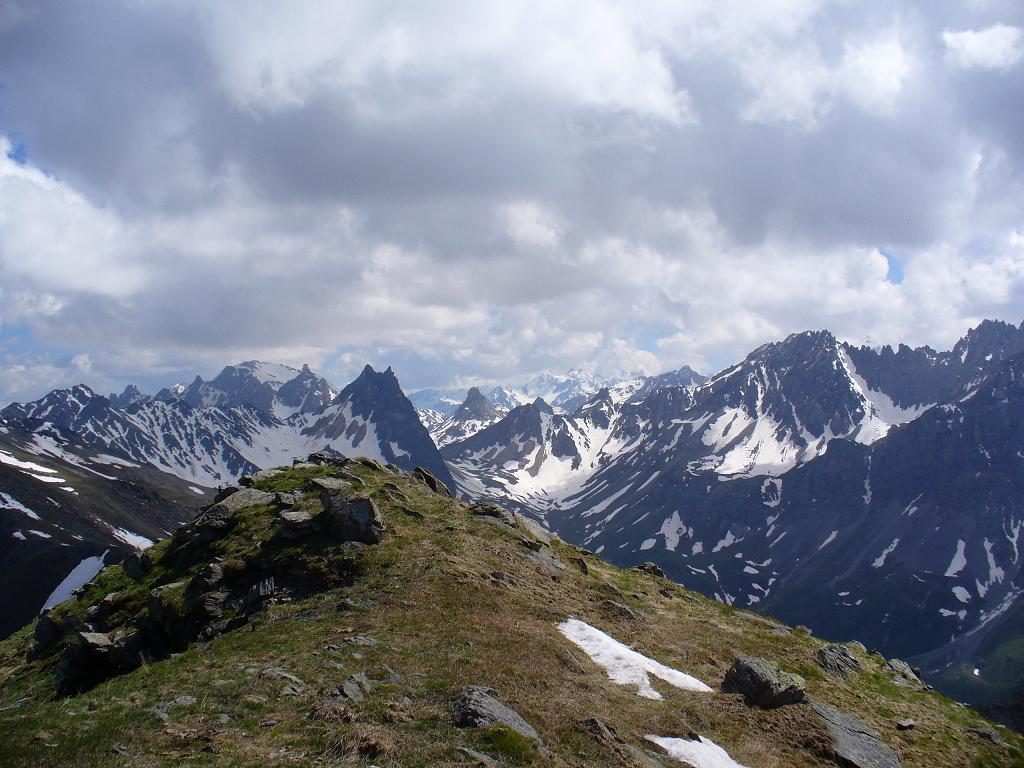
[0,458,1018,766]
[0,425,203,639]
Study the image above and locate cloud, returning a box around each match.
[0,1,1022,402]
[943,24,1024,71]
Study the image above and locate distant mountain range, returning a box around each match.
[3,319,1023,715]
[436,319,1024,711]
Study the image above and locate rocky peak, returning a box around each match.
[452,387,499,423]
[107,384,149,409]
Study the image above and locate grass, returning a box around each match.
[0,459,1021,766]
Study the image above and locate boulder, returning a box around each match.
[885,658,921,684]
[810,701,901,768]
[54,632,118,696]
[340,672,372,701]
[453,686,541,743]
[318,494,387,544]
[601,600,644,622]
[32,612,60,650]
[721,655,806,708]
[209,487,274,514]
[967,726,1011,749]
[635,562,666,578]
[212,486,241,504]
[121,551,153,580]
[174,490,271,545]
[412,467,453,497]
[816,643,862,679]
[309,474,362,492]
[306,451,351,467]
[239,469,283,487]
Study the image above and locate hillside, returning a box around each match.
[0,457,1019,767]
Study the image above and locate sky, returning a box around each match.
[1,1,1023,401]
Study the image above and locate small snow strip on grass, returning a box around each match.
[646,735,750,768]
[557,618,712,699]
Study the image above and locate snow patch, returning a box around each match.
[645,735,749,768]
[945,539,968,577]
[42,550,109,611]
[872,537,900,568]
[557,618,712,699]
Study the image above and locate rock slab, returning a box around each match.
[810,701,901,768]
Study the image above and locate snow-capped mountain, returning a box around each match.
[485,385,529,412]
[429,387,504,448]
[443,319,1024,697]
[1,363,451,491]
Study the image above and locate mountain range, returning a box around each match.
[2,319,1023,720]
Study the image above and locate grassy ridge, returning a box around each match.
[0,459,1020,767]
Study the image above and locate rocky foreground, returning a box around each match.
[0,454,1020,766]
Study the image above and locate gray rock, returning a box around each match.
[279,506,315,524]
[340,672,371,701]
[306,451,351,467]
[209,487,274,513]
[635,562,666,578]
[895,718,915,730]
[513,514,552,546]
[345,635,378,646]
[601,600,644,622]
[523,546,566,577]
[246,468,284,485]
[453,686,540,743]
[967,726,1011,749]
[260,667,305,689]
[816,643,862,679]
[412,467,452,497]
[456,747,503,767]
[722,655,806,708]
[810,701,901,768]
[309,475,360,492]
[885,658,921,684]
[318,494,387,544]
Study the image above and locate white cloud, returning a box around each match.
[498,201,564,250]
[0,2,1022,401]
[943,24,1024,71]
[0,138,147,299]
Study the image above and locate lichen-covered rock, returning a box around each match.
[175,488,274,546]
[453,686,540,743]
[318,494,387,544]
[722,655,806,708]
[816,643,862,679]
